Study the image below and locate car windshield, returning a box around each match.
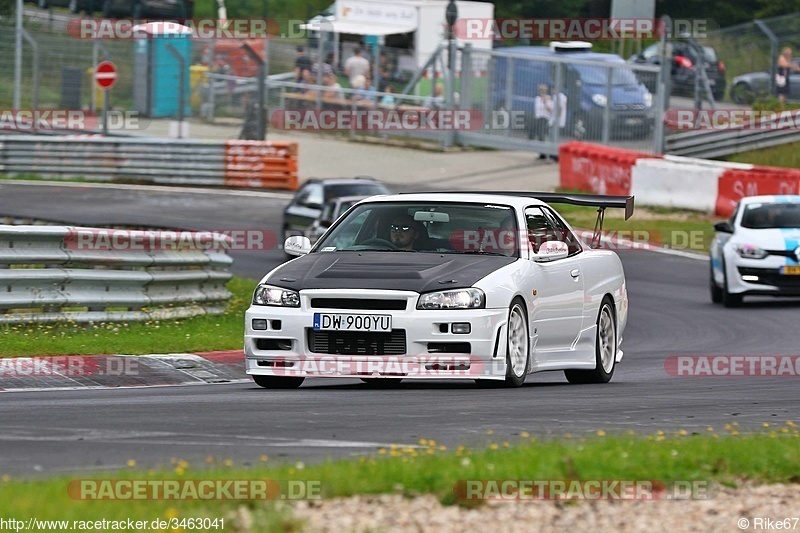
[314,201,519,256]
[740,202,800,229]
[572,63,641,86]
[324,183,390,202]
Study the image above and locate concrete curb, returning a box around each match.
[0,350,248,392]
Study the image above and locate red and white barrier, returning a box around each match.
[559,142,797,217]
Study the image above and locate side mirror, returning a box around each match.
[713,221,734,234]
[284,236,312,256]
[532,240,569,262]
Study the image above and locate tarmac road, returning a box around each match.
[0,181,798,475]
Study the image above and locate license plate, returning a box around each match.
[313,313,392,332]
[624,118,643,126]
[780,266,800,275]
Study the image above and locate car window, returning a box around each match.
[572,62,640,86]
[315,201,517,255]
[740,202,800,229]
[542,207,583,255]
[303,183,324,207]
[524,206,557,253]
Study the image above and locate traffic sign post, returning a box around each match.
[94,61,117,135]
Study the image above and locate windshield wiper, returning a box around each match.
[441,250,510,256]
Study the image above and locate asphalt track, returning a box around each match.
[1,182,798,476]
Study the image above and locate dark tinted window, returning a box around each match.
[325,183,390,202]
[741,202,800,229]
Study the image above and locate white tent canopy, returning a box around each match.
[300,19,417,36]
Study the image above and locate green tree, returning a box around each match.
[0,0,14,19]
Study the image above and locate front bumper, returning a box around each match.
[724,252,800,296]
[244,289,511,380]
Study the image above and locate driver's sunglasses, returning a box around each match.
[390,224,412,232]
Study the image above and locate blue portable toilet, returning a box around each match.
[133,22,193,118]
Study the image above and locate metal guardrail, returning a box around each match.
[0,226,234,324]
[665,125,800,158]
[0,136,299,189]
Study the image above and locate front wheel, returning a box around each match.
[253,375,304,389]
[721,259,743,308]
[710,261,723,304]
[565,297,616,384]
[503,299,530,387]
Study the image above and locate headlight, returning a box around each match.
[417,288,485,310]
[735,245,768,259]
[253,284,300,307]
[591,94,607,107]
[643,91,653,108]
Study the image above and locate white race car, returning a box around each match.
[245,192,632,388]
[710,195,800,307]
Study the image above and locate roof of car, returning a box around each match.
[495,46,625,63]
[307,177,383,185]
[739,195,800,205]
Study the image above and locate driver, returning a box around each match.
[389,214,421,250]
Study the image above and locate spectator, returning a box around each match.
[380,85,396,106]
[298,68,314,94]
[294,46,312,83]
[378,52,394,90]
[388,215,421,250]
[352,74,377,102]
[344,47,371,87]
[776,47,800,105]
[531,83,553,158]
[423,84,445,109]
[322,70,345,102]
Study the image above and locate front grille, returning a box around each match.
[766,250,798,259]
[310,298,407,310]
[307,329,406,355]
[738,267,800,288]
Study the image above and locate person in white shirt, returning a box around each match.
[531,84,553,144]
[344,47,370,87]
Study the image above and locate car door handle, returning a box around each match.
[570,269,581,278]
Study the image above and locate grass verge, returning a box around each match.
[0,277,256,358]
[1,430,798,529]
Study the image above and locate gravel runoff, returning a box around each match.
[282,483,800,532]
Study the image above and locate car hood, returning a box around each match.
[265,252,518,292]
[731,227,800,250]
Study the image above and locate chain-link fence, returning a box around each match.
[703,13,800,103]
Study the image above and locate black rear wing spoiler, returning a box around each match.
[464,192,634,220]
[418,191,635,248]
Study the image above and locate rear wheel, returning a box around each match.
[565,297,616,384]
[253,375,304,389]
[729,82,754,105]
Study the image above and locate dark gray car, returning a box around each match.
[729,59,800,104]
[282,177,392,257]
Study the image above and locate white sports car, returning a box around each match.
[710,195,800,307]
[245,192,632,388]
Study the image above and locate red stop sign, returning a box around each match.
[94,61,118,90]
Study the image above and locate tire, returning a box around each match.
[565,297,616,384]
[474,298,530,388]
[360,378,403,388]
[721,259,743,308]
[253,375,304,389]
[729,82,754,105]
[710,261,723,304]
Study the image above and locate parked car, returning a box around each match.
[492,42,655,141]
[710,195,800,307]
[100,0,192,19]
[306,195,365,245]
[629,41,726,100]
[282,177,391,257]
[247,192,633,389]
[729,59,800,104]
